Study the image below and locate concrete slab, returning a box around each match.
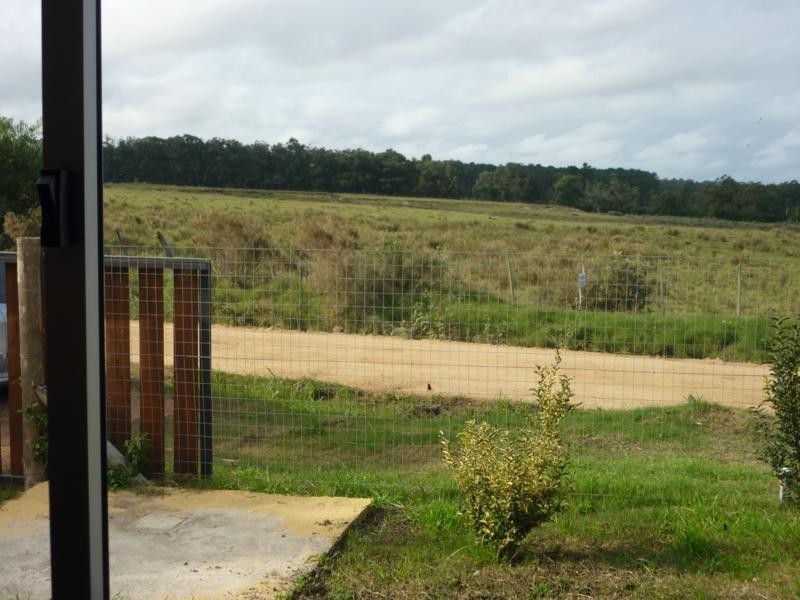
[0,483,371,599]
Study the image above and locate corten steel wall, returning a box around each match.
[0,254,212,480]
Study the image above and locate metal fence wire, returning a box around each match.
[99,246,793,498]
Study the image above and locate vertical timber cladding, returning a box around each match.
[173,268,200,475]
[138,268,165,476]
[103,266,131,448]
[4,262,22,476]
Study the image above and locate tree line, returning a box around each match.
[102,134,800,222]
[2,115,799,225]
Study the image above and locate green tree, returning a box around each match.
[552,173,587,209]
[0,116,42,217]
[415,156,459,198]
[758,317,800,503]
[584,177,640,213]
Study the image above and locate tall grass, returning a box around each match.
[105,184,800,365]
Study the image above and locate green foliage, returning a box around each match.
[3,205,41,241]
[124,432,151,474]
[472,163,538,203]
[21,402,48,465]
[584,257,654,312]
[107,432,150,490]
[107,464,134,490]
[757,317,800,502]
[298,218,444,329]
[0,116,41,247]
[552,173,587,209]
[98,127,800,222]
[189,210,281,288]
[441,353,573,555]
[408,295,455,339]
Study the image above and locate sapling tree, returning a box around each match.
[441,352,573,556]
[758,317,800,503]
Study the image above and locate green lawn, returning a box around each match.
[172,372,800,599]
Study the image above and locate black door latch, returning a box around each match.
[36,169,72,247]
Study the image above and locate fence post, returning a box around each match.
[17,238,46,488]
[138,267,165,476]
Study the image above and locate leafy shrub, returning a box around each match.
[585,257,654,312]
[21,400,48,466]
[408,295,456,340]
[757,317,800,502]
[441,353,573,556]
[299,218,443,329]
[190,211,281,288]
[108,432,150,490]
[3,205,41,248]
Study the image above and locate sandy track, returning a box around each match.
[127,323,769,411]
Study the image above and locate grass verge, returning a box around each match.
[171,372,800,598]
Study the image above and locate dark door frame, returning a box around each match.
[41,0,109,597]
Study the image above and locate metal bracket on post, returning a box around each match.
[37,169,73,248]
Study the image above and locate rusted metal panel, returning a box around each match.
[138,267,165,476]
[173,269,199,475]
[104,266,131,448]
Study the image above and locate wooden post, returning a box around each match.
[17,238,46,488]
[139,268,165,476]
[5,262,22,476]
[103,265,131,448]
[173,269,199,475]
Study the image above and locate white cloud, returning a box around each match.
[754,130,800,171]
[633,129,726,179]
[515,122,626,168]
[2,0,800,182]
[381,107,443,138]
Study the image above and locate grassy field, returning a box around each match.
[171,372,800,599]
[4,370,798,597]
[104,183,799,362]
[104,183,800,260]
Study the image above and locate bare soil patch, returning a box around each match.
[130,324,767,410]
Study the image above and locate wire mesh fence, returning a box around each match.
[101,245,794,498]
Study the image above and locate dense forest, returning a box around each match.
[3,115,800,224]
[103,134,800,222]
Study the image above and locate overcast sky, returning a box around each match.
[2,0,799,183]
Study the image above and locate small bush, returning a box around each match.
[21,401,48,466]
[300,219,444,329]
[441,352,573,556]
[585,257,654,312]
[408,295,456,340]
[3,206,42,248]
[190,211,281,288]
[758,317,800,502]
[108,432,150,490]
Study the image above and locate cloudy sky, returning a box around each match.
[2,0,799,182]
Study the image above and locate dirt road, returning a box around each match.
[128,324,768,410]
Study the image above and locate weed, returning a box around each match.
[108,432,151,490]
[21,401,48,466]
